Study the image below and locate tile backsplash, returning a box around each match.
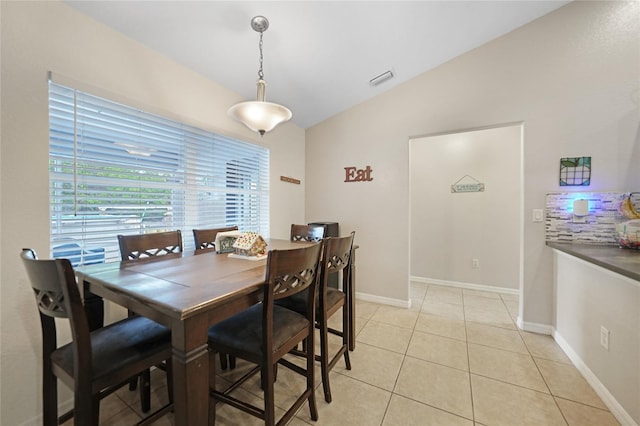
[545,192,640,245]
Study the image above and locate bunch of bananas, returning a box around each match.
[618,195,640,219]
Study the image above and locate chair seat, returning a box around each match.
[51,316,171,389]
[208,304,309,364]
[276,288,345,317]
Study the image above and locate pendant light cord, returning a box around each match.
[258,31,264,80]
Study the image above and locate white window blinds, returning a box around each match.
[49,81,269,265]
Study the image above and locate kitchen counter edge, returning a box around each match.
[546,242,640,282]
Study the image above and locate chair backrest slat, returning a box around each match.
[290,224,325,243]
[320,233,355,298]
[266,244,322,301]
[21,248,93,371]
[322,232,355,276]
[117,230,183,261]
[193,226,239,250]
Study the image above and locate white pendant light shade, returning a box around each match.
[228,79,292,136]
[228,102,292,136]
[228,16,292,136]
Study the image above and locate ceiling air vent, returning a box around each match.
[369,70,394,86]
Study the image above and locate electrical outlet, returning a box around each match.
[472,259,480,269]
[600,326,609,351]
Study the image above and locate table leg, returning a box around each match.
[82,281,104,331]
[348,246,357,351]
[171,317,210,426]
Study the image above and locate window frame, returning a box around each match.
[49,81,270,265]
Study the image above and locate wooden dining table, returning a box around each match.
[75,238,355,425]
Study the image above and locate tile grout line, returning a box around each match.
[396,284,476,424]
[461,286,477,425]
[379,286,424,426]
[526,334,571,425]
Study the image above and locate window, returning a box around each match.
[49,81,269,265]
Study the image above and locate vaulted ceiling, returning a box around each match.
[66,1,570,129]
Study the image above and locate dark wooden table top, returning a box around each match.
[76,239,314,320]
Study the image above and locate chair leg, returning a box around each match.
[75,392,100,426]
[306,336,319,421]
[259,363,279,390]
[263,364,276,426]
[165,359,174,404]
[140,369,151,412]
[219,352,237,370]
[208,350,216,426]
[219,352,228,370]
[42,369,58,426]
[208,395,216,426]
[319,316,332,403]
[343,305,352,370]
[92,397,101,426]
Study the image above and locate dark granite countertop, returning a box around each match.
[546,242,640,282]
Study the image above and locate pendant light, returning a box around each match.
[228,16,292,136]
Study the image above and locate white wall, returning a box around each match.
[0,2,305,425]
[306,1,639,318]
[410,124,521,290]
[553,251,639,425]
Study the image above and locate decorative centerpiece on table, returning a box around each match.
[215,230,241,254]
[616,193,640,249]
[229,231,268,260]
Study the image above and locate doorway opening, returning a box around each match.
[408,122,523,321]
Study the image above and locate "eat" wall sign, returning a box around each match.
[344,166,373,182]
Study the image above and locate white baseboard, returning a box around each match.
[553,330,637,426]
[355,291,411,309]
[412,277,553,335]
[19,399,73,426]
[411,276,520,295]
[518,318,554,335]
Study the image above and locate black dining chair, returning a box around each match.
[117,230,181,407]
[192,225,240,371]
[279,233,355,403]
[315,233,355,402]
[208,243,323,426]
[20,248,173,426]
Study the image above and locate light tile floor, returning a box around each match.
[72,283,621,425]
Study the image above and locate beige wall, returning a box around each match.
[0,2,305,424]
[306,0,639,321]
[410,124,522,291]
[554,251,639,424]
[2,1,639,424]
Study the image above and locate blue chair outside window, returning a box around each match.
[52,242,105,267]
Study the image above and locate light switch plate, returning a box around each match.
[533,209,544,222]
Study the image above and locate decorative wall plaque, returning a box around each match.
[559,157,591,186]
[344,166,373,182]
[451,175,485,193]
[280,176,301,185]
